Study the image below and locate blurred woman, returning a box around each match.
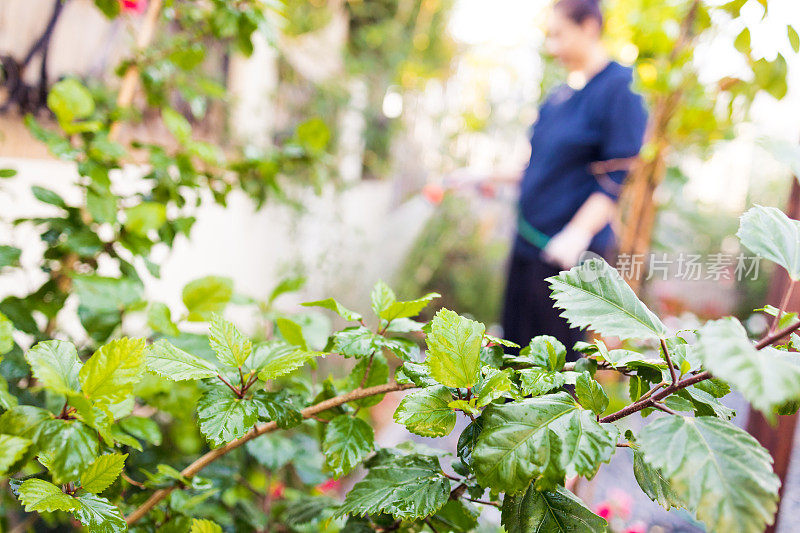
[502,0,648,357]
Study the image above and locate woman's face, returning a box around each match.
[545,9,600,70]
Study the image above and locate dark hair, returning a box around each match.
[554,0,603,27]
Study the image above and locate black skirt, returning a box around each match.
[501,249,585,361]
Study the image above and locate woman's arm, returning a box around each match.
[541,192,615,269]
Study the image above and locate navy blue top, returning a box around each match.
[514,61,648,258]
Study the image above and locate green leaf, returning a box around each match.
[472,392,615,493]
[0,245,21,268]
[124,202,166,236]
[275,317,307,350]
[448,399,480,416]
[197,387,259,446]
[734,27,751,54]
[737,205,800,280]
[457,417,483,466]
[25,340,82,395]
[430,500,479,532]
[72,275,142,312]
[789,25,800,53]
[32,185,67,208]
[426,309,485,388]
[694,317,800,417]
[74,493,126,533]
[81,453,127,493]
[47,78,95,125]
[38,420,99,483]
[256,342,322,381]
[632,450,684,510]
[380,292,440,322]
[0,312,13,356]
[323,415,374,478]
[209,315,252,367]
[146,339,219,381]
[518,369,566,396]
[575,372,609,416]
[547,258,667,340]
[521,335,566,371]
[484,334,520,348]
[93,0,121,18]
[302,298,362,322]
[344,352,389,407]
[269,275,306,303]
[253,391,303,429]
[338,454,449,520]
[501,484,607,533]
[190,518,223,533]
[17,478,77,513]
[0,434,31,476]
[147,302,180,336]
[0,168,17,178]
[79,338,146,403]
[118,416,162,446]
[371,280,396,318]
[475,368,513,407]
[182,276,233,322]
[332,326,381,358]
[638,416,779,533]
[393,386,456,437]
[162,108,192,142]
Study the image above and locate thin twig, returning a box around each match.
[660,338,678,385]
[466,498,502,508]
[216,374,241,397]
[769,280,797,334]
[125,381,416,525]
[651,402,677,416]
[423,518,440,533]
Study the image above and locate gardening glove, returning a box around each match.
[541,224,594,270]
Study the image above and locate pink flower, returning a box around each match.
[610,488,633,519]
[120,0,147,14]
[315,478,342,494]
[269,481,285,499]
[594,501,613,521]
[623,521,647,533]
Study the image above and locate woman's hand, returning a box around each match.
[541,224,594,270]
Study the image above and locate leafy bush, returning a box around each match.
[1,204,799,532]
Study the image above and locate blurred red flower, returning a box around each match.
[120,0,147,14]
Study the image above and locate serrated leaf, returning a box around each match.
[394,386,456,437]
[737,205,800,280]
[472,392,615,493]
[25,340,82,395]
[448,399,481,416]
[430,500,479,532]
[190,518,223,533]
[695,317,800,417]
[146,339,218,381]
[380,292,440,322]
[209,314,252,367]
[0,434,31,476]
[323,415,374,478]
[521,336,566,371]
[197,387,259,446]
[81,453,127,493]
[519,369,566,396]
[484,334,520,348]
[575,372,609,415]
[426,309,485,388]
[79,337,146,403]
[302,298,362,322]
[253,390,303,429]
[457,417,483,467]
[638,416,779,533]
[17,478,77,513]
[547,258,667,340]
[371,280,396,318]
[147,302,180,336]
[632,450,684,510]
[256,342,322,381]
[38,420,99,483]
[74,493,126,533]
[501,484,607,533]
[338,454,449,520]
[283,496,339,527]
[332,326,381,358]
[475,368,513,407]
[182,276,233,322]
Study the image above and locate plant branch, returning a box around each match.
[651,402,677,416]
[125,381,416,525]
[755,318,800,349]
[216,374,241,398]
[769,279,796,334]
[660,338,678,385]
[466,497,501,508]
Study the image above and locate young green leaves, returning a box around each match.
[547,258,667,340]
[737,205,800,280]
[426,309,484,388]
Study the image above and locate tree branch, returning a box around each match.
[125,381,415,525]
[660,338,678,385]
